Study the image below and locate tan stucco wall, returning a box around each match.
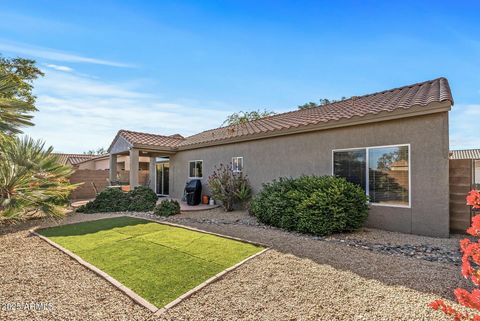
[170,112,450,237]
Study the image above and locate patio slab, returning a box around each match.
[157,198,220,212]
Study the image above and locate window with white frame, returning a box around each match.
[232,156,243,172]
[333,145,410,207]
[188,160,203,178]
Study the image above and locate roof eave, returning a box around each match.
[178,100,452,151]
[131,143,178,154]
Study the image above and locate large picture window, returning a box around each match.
[333,144,410,207]
[188,160,203,178]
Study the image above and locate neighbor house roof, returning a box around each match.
[110,77,453,152]
[53,153,98,165]
[450,149,480,160]
[179,77,453,148]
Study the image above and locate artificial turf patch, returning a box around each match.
[38,216,262,307]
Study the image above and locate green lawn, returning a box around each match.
[38,216,263,308]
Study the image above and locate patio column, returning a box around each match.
[109,154,117,184]
[149,156,156,192]
[129,148,139,188]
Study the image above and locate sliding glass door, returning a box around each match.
[156,163,170,195]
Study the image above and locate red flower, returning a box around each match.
[467,190,480,209]
[468,215,480,237]
[430,191,480,320]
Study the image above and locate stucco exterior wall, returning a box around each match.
[170,112,450,237]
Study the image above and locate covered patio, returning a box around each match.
[107,130,184,193]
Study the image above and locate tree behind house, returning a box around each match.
[298,97,347,110]
[222,109,276,126]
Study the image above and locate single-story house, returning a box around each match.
[107,77,453,237]
[449,149,480,232]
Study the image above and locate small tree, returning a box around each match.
[207,163,252,211]
[297,97,347,110]
[222,109,276,126]
[430,190,480,320]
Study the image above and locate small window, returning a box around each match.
[232,157,243,172]
[188,160,203,178]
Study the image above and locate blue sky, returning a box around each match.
[1,1,479,153]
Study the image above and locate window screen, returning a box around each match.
[189,160,203,178]
[368,146,409,206]
[232,157,243,172]
[333,149,367,191]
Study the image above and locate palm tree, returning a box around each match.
[0,73,77,221]
[0,136,77,220]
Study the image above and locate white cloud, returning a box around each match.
[24,70,234,153]
[0,41,133,68]
[44,63,74,72]
[450,104,480,150]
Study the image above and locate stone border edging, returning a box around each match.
[154,247,270,317]
[29,229,159,313]
[30,215,270,316]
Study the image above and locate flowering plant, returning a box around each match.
[430,190,480,320]
[467,190,480,210]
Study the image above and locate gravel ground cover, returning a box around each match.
[150,209,469,300]
[0,225,151,321]
[156,250,468,321]
[0,209,472,320]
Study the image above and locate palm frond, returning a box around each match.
[0,136,78,221]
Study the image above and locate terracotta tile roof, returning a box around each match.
[180,77,453,148]
[450,149,480,160]
[118,130,185,148]
[53,153,98,165]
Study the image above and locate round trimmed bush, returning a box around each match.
[249,176,369,236]
[76,186,158,213]
[154,199,181,217]
[76,187,129,213]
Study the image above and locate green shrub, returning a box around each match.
[77,186,157,213]
[154,199,181,217]
[249,176,369,236]
[127,186,158,212]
